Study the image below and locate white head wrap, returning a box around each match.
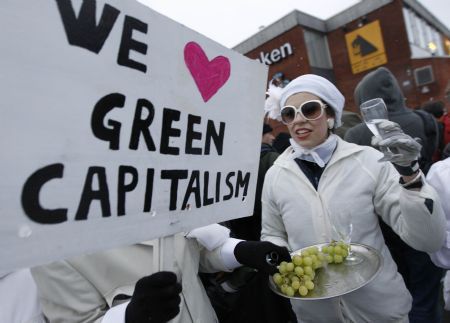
[265,74,345,127]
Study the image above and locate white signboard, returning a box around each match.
[0,0,267,272]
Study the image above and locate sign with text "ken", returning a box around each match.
[0,0,267,273]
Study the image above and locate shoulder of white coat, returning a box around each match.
[427,158,450,191]
[338,138,387,162]
[263,151,292,192]
[273,146,294,164]
[334,138,397,181]
[428,158,450,177]
[335,137,376,155]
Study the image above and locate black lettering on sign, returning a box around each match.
[117,166,138,216]
[161,170,188,210]
[204,120,225,155]
[235,171,250,197]
[129,99,156,151]
[215,172,221,203]
[143,168,155,212]
[117,15,148,73]
[175,170,248,210]
[223,172,235,201]
[56,0,148,73]
[55,0,120,53]
[21,163,68,224]
[203,171,214,206]
[185,114,202,155]
[160,108,181,155]
[91,93,125,150]
[181,170,201,210]
[75,167,111,220]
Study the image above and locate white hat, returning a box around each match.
[265,74,345,127]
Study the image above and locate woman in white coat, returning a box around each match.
[261,74,446,322]
[427,157,450,310]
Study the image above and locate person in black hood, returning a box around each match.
[345,66,439,174]
[345,67,443,323]
[345,67,428,158]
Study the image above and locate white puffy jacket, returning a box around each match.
[261,137,445,323]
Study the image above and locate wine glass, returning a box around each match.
[331,209,363,265]
[360,98,400,161]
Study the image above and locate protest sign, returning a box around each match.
[0,0,267,272]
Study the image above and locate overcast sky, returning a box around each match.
[137,0,450,48]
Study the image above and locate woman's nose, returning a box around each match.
[292,110,306,123]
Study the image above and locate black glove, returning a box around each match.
[125,271,182,323]
[234,241,291,275]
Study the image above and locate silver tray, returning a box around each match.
[269,243,383,300]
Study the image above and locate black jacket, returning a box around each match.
[228,143,278,241]
[345,67,430,170]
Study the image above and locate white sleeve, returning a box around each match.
[374,162,446,253]
[220,238,243,270]
[444,271,450,310]
[260,169,290,248]
[429,230,450,268]
[427,159,450,268]
[186,224,230,251]
[186,224,243,270]
[101,302,128,323]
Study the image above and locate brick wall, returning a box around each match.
[410,58,450,108]
[242,0,450,130]
[328,0,413,112]
[245,26,311,135]
[245,25,312,83]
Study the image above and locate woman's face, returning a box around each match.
[285,92,332,149]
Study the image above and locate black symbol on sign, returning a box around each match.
[352,35,377,57]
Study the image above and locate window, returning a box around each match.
[402,7,446,58]
[414,65,434,86]
[303,29,333,69]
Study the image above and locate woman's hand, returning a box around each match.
[371,120,422,176]
[234,241,291,275]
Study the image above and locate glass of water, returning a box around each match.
[360,98,388,136]
[360,98,399,161]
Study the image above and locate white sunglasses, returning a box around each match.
[280,100,326,125]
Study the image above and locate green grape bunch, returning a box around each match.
[321,240,350,264]
[272,241,350,297]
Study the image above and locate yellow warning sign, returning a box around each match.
[345,20,387,74]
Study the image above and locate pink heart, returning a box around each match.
[184,42,231,102]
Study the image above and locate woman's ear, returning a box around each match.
[327,118,335,129]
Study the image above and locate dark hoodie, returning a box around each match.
[345,67,428,161]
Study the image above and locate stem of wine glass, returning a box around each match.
[345,234,354,255]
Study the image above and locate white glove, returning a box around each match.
[186,224,230,251]
[371,120,422,167]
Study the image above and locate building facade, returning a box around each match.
[234,0,450,119]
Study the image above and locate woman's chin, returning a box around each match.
[293,138,313,149]
[293,135,329,149]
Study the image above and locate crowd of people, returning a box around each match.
[2,67,450,323]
